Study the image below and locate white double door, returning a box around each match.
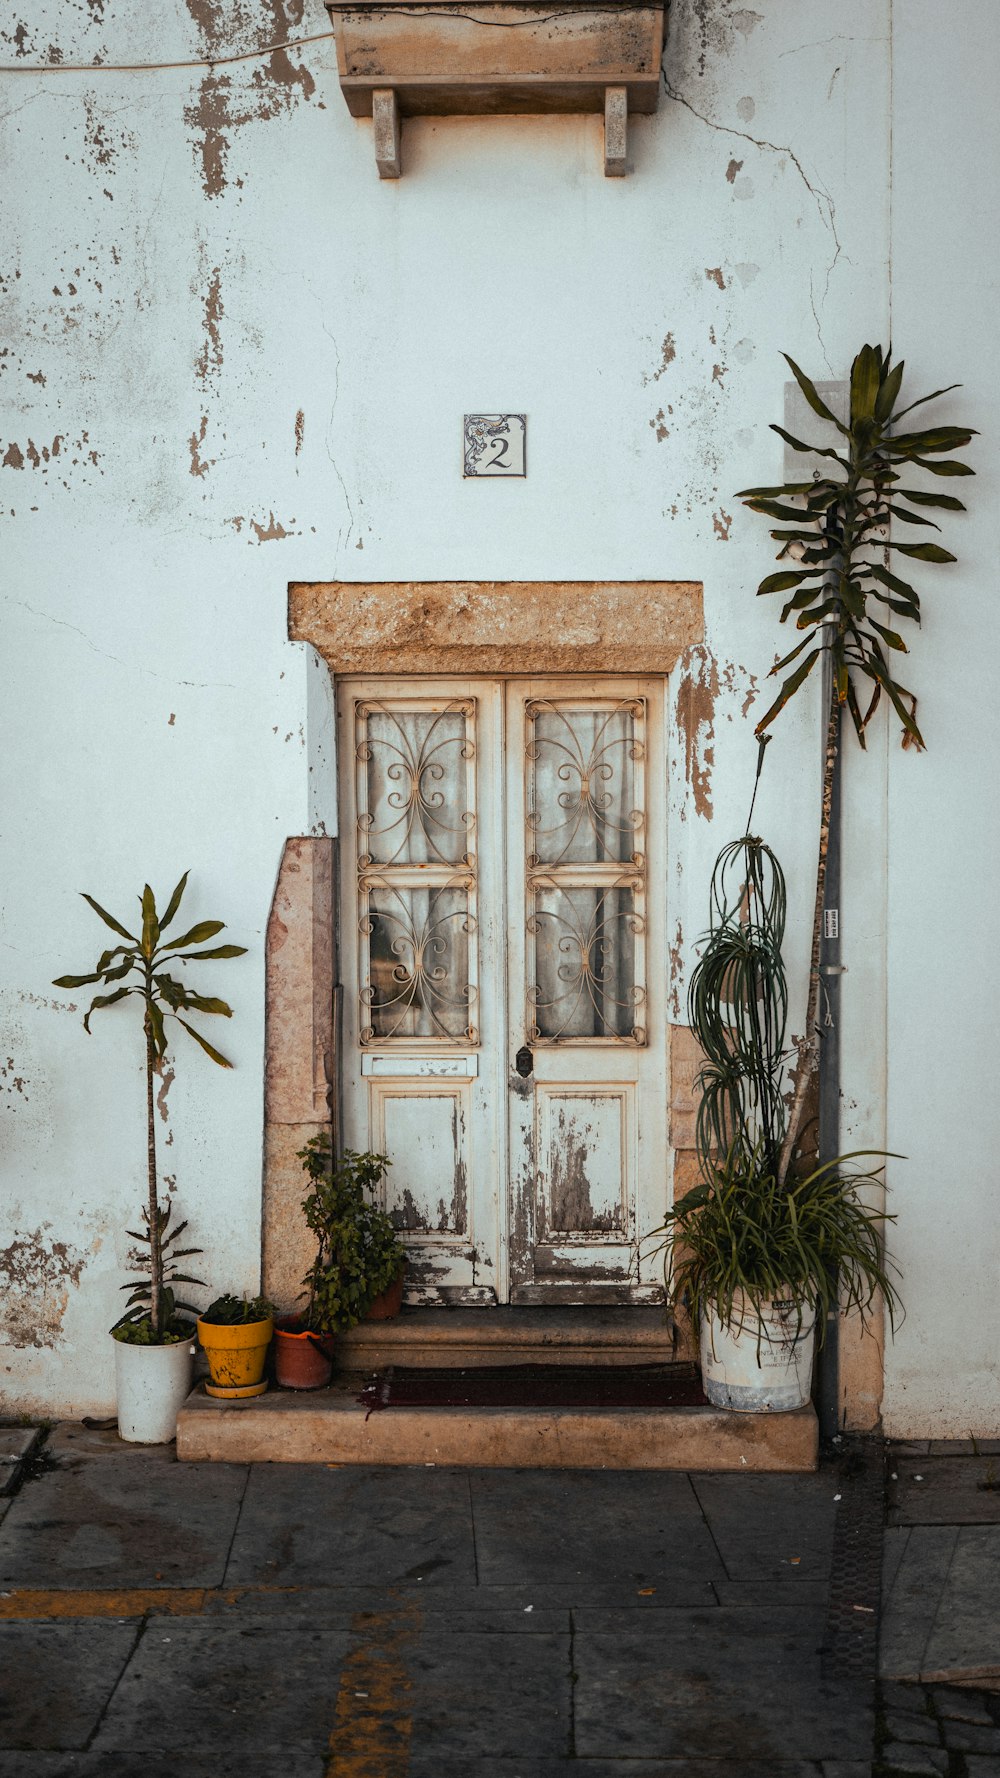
[337,675,669,1305]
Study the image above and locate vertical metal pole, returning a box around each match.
[816,654,843,1439]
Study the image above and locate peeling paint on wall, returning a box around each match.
[644,332,677,385]
[183,0,317,199]
[675,643,720,821]
[0,1227,88,1349]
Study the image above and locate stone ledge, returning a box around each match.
[177,1387,817,1472]
[289,579,704,677]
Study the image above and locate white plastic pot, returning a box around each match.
[700,1294,816,1413]
[112,1333,196,1443]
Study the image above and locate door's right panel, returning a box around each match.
[506,678,668,1304]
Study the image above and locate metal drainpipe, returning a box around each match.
[816,658,843,1441]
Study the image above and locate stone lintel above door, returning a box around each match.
[289,580,703,676]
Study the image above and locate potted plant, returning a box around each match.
[654,833,900,1412]
[53,872,246,1442]
[274,1137,406,1390]
[196,1294,274,1399]
[734,348,973,1423]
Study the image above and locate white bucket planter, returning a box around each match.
[113,1334,196,1443]
[700,1294,816,1413]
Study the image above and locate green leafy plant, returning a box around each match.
[652,833,900,1340]
[295,1137,406,1336]
[200,1293,274,1326]
[53,872,247,1342]
[737,345,975,1162]
[656,1140,900,1344]
[738,342,975,750]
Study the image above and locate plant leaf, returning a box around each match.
[53,972,103,988]
[908,455,975,476]
[889,541,957,563]
[756,648,820,733]
[160,921,225,952]
[176,1018,233,1068]
[770,424,847,465]
[757,570,817,596]
[886,504,940,531]
[873,358,905,423]
[171,944,248,962]
[783,353,848,430]
[83,986,131,1031]
[184,994,233,1018]
[159,871,189,933]
[148,997,167,1058]
[140,885,159,959]
[892,382,960,420]
[80,894,136,942]
[850,344,881,423]
[896,488,966,511]
[869,619,907,652]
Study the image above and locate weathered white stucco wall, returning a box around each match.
[1,0,992,1430]
[873,0,1000,1437]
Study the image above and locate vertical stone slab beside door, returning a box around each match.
[262,837,336,1311]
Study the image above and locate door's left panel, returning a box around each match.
[336,679,505,1304]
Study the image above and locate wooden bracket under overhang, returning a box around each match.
[324,3,666,178]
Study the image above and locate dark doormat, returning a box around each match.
[357,1362,707,1416]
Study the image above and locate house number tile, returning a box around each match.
[463,413,526,478]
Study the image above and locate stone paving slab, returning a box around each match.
[573,1606,870,1762]
[920,1526,1000,1681]
[688,1472,838,1583]
[880,1525,959,1679]
[222,1460,477,1588]
[881,1524,1000,1682]
[89,1621,354,1758]
[0,1429,248,1591]
[469,1468,723,1591]
[888,1455,1000,1525]
[0,1621,139,1750]
[0,1750,327,1777]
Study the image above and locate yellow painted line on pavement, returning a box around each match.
[0,1585,306,1620]
[326,1597,421,1778]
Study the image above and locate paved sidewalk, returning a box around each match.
[0,1422,878,1776]
[878,1440,1000,1778]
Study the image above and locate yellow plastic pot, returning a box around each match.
[196,1315,273,1398]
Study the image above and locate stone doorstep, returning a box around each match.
[334,1305,692,1371]
[176,1385,818,1472]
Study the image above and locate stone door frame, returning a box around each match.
[262,578,704,1310]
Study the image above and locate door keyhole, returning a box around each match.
[514,1045,534,1078]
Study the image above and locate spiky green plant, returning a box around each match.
[53,873,246,1341]
[656,1139,900,1344]
[738,342,975,750]
[737,345,975,1163]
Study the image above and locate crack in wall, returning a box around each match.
[663,79,843,364]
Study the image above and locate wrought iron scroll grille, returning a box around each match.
[356,699,479,1046]
[525,699,647,1045]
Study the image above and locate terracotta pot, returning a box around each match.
[196,1314,273,1398]
[365,1266,406,1322]
[274,1319,335,1390]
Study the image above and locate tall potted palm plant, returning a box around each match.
[54,872,246,1441]
[735,345,974,1412]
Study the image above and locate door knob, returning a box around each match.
[514,1046,534,1078]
